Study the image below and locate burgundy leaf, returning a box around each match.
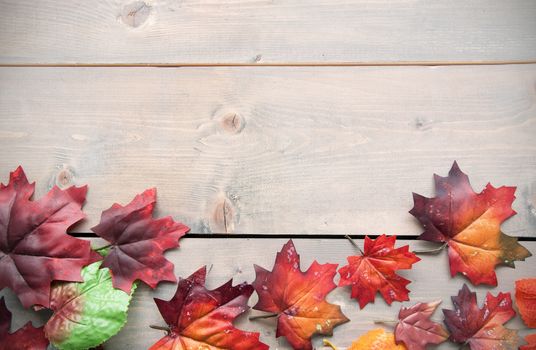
[0,166,100,308]
[92,188,189,292]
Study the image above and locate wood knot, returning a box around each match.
[220,113,245,134]
[209,196,236,233]
[49,165,76,189]
[120,1,151,28]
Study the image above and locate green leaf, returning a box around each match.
[44,261,136,350]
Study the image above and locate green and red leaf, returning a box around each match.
[44,261,136,350]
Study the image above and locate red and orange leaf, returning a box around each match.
[338,235,420,309]
[252,240,349,350]
[410,162,531,286]
[520,334,536,350]
[92,188,189,293]
[0,167,100,308]
[443,284,518,350]
[348,328,406,350]
[0,297,48,350]
[149,266,268,350]
[394,300,448,350]
[515,278,536,328]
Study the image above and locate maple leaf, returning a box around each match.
[0,166,100,308]
[91,188,189,293]
[443,284,518,350]
[45,261,136,350]
[394,300,448,350]
[410,162,531,286]
[0,297,48,350]
[252,240,349,350]
[515,278,536,328]
[338,235,420,309]
[149,266,268,350]
[520,334,536,350]
[323,328,406,350]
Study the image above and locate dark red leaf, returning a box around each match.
[338,235,420,309]
[0,166,100,308]
[443,284,518,350]
[92,188,189,292]
[0,297,48,350]
[150,266,268,350]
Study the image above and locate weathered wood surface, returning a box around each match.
[1,0,536,64]
[2,238,535,349]
[1,65,535,235]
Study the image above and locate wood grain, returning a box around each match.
[1,65,535,235]
[2,238,535,349]
[1,0,536,64]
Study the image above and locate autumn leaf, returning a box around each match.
[149,266,268,350]
[410,162,531,285]
[0,296,48,350]
[443,284,518,350]
[44,261,136,350]
[252,240,349,350]
[520,334,536,350]
[0,166,100,308]
[394,300,448,350]
[92,188,189,293]
[338,235,420,309]
[323,328,406,350]
[515,278,536,327]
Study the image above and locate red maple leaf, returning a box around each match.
[0,297,48,350]
[394,300,449,350]
[338,235,420,309]
[515,278,536,327]
[521,334,536,350]
[410,162,531,286]
[443,284,518,350]
[0,167,100,308]
[252,240,349,350]
[149,266,268,350]
[92,188,189,293]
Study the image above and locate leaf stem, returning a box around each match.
[249,313,278,321]
[345,235,363,255]
[414,243,447,255]
[323,339,339,350]
[150,325,170,332]
[93,244,112,252]
[373,319,398,326]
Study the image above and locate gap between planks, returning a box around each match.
[1,60,536,68]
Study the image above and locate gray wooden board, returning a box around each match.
[1,238,535,349]
[1,0,536,64]
[1,65,535,235]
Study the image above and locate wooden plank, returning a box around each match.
[1,65,536,235]
[2,238,535,349]
[1,0,536,64]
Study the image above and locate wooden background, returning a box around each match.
[0,0,535,349]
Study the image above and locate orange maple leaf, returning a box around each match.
[252,240,349,350]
